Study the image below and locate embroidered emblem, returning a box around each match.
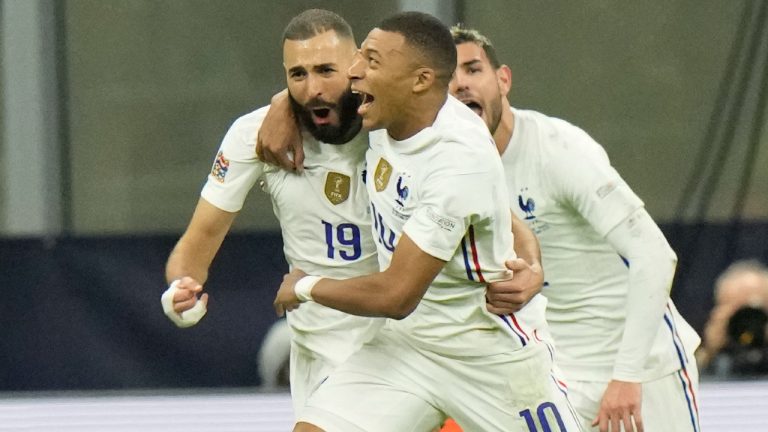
[374,158,392,192]
[211,151,229,183]
[395,175,409,206]
[518,194,536,220]
[325,172,351,205]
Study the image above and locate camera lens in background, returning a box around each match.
[725,306,768,376]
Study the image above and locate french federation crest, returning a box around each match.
[374,158,392,192]
[325,172,351,205]
[211,151,230,183]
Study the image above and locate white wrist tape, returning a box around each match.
[294,276,323,302]
[161,279,207,328]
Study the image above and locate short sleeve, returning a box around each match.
[200,114,266,212]
[404,169,496,261]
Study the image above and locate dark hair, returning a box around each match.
[378,11,456,85]
[450,24,501,69]
[282,9,354,42]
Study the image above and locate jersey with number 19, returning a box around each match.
[200,106,382,413]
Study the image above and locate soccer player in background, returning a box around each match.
[449,26,701,432]
[274,12,580,432]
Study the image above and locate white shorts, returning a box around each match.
[289,321,383,418]
[289,341,338,419]
[298,328,583,432]
[567,362,701,431]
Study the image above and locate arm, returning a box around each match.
[161,198,237,327]
[485,212,544,314]
[162,109,264,327]
[256,89,305,171]
[166,197,237,285]
[593,207,676,432]
[511,211,542,266]
[274,234,444,319]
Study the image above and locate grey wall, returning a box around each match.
[464,0,768,222]
[3,0,767,235]
[64,0,399,234]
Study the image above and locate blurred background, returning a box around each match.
[1,0,767,430]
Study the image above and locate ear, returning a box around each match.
[412,67,436,93]
[496,64,512,97]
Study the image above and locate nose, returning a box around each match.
[347,51,365,81]
[307,75,323,98]
[449,69,467,95]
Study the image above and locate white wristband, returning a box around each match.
[160,279,207,328]
[294,276,323,302]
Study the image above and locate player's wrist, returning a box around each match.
[160,278,207,328]
[161,280,182,313]
[294,275,323,302]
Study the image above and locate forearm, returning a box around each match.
[165,198,236,284]
[270,89,296,122]
[511,212,541,266]
[607,208,677,381]
[307,234,443,319]
[165,235,220,284]
[311,269,422,319]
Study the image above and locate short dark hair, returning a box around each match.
[450,24,501,69]
[378,11,456,85]
[282,9,354,42]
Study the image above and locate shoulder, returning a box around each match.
[440,96,492,138]
[228,105,270,136]
[217,105,271,160]
[514,107,609,164]
[434,97,498,164]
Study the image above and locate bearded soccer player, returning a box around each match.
[161,9,382,417]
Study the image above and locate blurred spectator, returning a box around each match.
[697,259,768,377]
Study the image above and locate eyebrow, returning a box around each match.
[361,47,380,58]
[287,63,336,75]
[460,59,483,68]
[287,65,306,75]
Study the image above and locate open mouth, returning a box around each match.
[310,107,332,125]
[353,90,375,115]
[464,101,483,117]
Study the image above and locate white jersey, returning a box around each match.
[365,96,548,357]
[200,106,382,363]
[501,107,700,381]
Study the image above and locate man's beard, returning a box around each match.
[289,89,362,144]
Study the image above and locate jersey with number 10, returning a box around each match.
[365,96,548,357]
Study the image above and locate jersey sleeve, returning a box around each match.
[545,131,644,237]
[200,114,266,212]
[404,161,497,262]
